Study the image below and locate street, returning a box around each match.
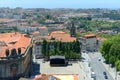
[88,51,114,80]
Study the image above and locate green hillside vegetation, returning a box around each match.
[69,17,120,31]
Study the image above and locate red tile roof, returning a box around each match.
[39,26,47,30]
[0,32,31,57]
[33,74,78,80]
[34,31,76,42]
[34,74,60,80]
[52,31,65,34]
[84,34,96,38]
[51,31,76,42]
[31,31,39,35]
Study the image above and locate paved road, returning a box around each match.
[88,52,114,80]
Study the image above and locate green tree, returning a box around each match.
[46,42,50,59]
[75,39,80,53]
[49,49,55,56]
[41,39,47,56]
[115,60,120,71]
[109,56,115,66]
[100,40,113,63]
[54,41,58,55]
[101,34,120,70]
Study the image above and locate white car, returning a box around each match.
[98,57,101,61]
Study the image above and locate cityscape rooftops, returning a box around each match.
[0,32,31,57]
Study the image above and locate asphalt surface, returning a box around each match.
[88,52,114,80]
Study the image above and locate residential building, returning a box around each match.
[80,34,97,51]
[39,26,48,36]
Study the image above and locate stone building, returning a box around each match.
[0,32,32,79]
[79,34,97,51]
[33,31,76,58]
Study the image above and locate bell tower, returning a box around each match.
[70,21,76,37]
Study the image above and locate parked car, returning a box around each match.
[91,71,96,78]
[98,57,101,61]
[103,71,107,75]
[82,50,86,53]
[104,75,108,79]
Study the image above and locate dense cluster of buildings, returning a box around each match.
[0,21,77,80]
[0,19,106,80]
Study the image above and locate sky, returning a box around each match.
[0,0,119,9]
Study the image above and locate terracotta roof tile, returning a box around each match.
[0,32,31,57]
[52,31,65,34]
[84,34,96,38]
[34,74,78,80]
[34,74,60,80]
[31,31,39,35]
[39,26,47,30]
[51,31,76,42]
[34,31,76,42]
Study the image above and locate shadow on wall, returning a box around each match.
[31,62,40,78]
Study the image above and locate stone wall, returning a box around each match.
[0,46,32,79]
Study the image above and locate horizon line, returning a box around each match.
[0,7,119,10]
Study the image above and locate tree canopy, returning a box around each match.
[41,39,81,60]
[100,34,120,70]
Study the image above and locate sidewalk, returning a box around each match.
[79,62,87,80]
[96,51,120,80]
[102,59,120,80]
[81,53,94,80]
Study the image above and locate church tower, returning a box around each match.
[70,21,76,37]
